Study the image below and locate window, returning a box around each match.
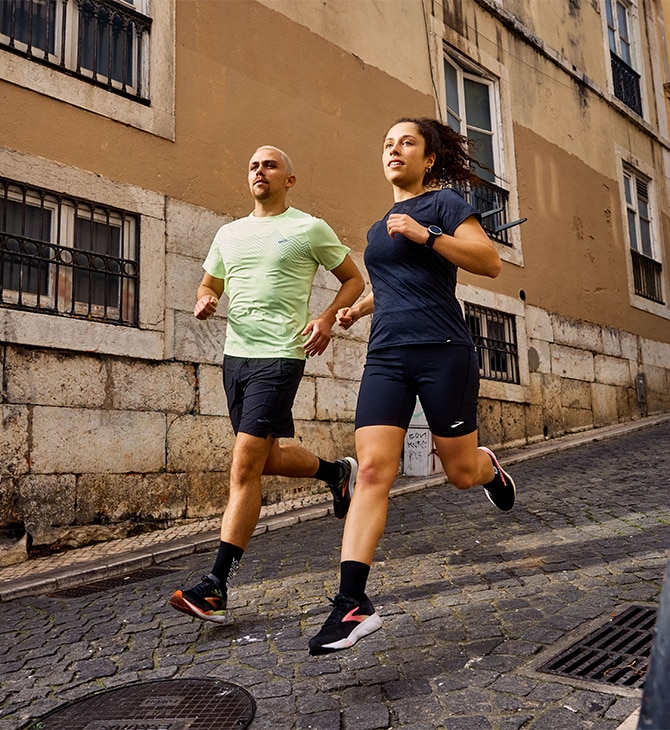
[445,57,497,184]
[623,168,663,304]
[464,302,520,384]
[444,56,522,247]
[0,177,139,325]
[604,0,642,114]
[0,0,151,102]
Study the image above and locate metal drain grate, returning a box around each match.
[48,566,177,598]
[538,604,656,689]
[28,678,256,729]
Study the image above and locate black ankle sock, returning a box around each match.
[339,560,370,602]
[313,458,341,484]
[211,541,245,590]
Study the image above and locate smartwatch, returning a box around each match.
[425,225,442,248]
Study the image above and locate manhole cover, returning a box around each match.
[27,678,256,729]
[538,604,655,689]
[48,567,177,598]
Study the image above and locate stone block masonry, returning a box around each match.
[1,269,669,567]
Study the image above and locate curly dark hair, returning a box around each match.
[394,117,481,188]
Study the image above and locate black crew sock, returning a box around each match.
[339,560,370,603]
[313,458,341,484]
[211,541,245,591]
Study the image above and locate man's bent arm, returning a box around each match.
[195,272,225,320]
[320,255,365,324]
[301,254,365,356]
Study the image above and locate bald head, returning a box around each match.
[254,146,294,175]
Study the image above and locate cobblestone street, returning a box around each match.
[1,417,669,729]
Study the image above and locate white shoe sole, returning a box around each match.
[318,612,383,652]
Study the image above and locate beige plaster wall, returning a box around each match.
[0,0,433,253]
[257,0,435,96]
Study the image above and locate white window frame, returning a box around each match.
[444,55,502,184]
[1,188,59,310]
[440,43,524,267]
[0,0,175,140]
[605,0,634,66]
[623,167,652,257]
[457,283,530,406]
[600,0,646,118]
[0,147,166,359]
[2,181,139,323]
[71,208,138,321]
[616,148,668,319]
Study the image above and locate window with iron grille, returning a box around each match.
[0,177,139,325]
[445,56,524,246]
[0,0,151,103]
[464,302,520,384]
[604,0,642,115]
[623,168,664,304]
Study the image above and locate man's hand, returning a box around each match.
[194,295,219,320]
[301,318,332,357]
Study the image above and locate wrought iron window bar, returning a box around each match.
[454,180,526,246]
[631,249,664,304]
[610,52,642,116]
[464,302,520,384]
[0,0,151,103]
[0,177,140,326]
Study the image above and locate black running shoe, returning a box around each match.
[308,593,382,655]
[328,457,358,519]
[479,446,516,511]
[169,574,227,623]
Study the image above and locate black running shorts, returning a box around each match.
[354,344,479,437]
[223,356,305,438]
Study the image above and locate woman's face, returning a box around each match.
[382,122,435,188]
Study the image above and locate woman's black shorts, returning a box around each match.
[354,344,479,437]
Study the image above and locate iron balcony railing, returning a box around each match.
[611,52,642,116]
[454,180,525,246]
[631,249,664,304]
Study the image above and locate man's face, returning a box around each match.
[248,148,294,201]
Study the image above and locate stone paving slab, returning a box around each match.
[0,414,669,730]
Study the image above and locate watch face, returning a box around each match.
[428,225,442,235]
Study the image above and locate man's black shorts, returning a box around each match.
[223,356,305,438]
[354,344,479,437]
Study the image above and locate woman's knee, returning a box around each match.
[356,458,395,494]
[446,463,479,490]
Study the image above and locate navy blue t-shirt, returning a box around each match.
[364,188,480,353]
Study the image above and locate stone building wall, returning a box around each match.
[2,279,668,567]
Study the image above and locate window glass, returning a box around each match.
[627,209,638,250]
[0,0,57,52]
[464,78,492,131]
[444,60,461,132]
[74,215,122,307]
[468,130,495,183]
[623,174,632,204]
[1,198,52,296]
[80,1,136,86]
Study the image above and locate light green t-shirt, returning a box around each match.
[203,207,350,359]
